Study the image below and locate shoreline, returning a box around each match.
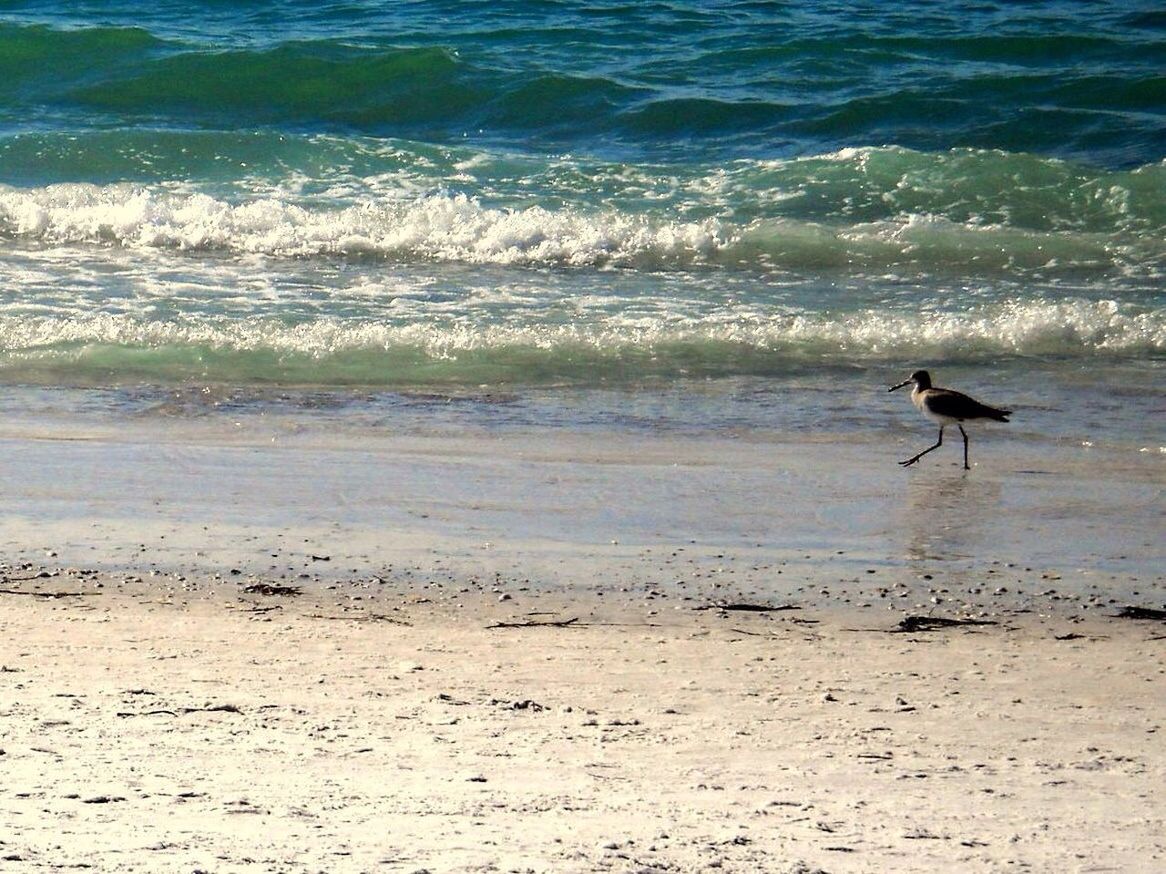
[2,411,1161,613]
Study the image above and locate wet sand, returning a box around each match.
[2,414,1161,608]
[1,417,1163,871]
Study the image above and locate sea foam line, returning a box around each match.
[0,299,1159,360]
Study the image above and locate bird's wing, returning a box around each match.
[926,389,1009,421]
[921,389,968,418]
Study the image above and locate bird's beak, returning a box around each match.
[889,378,912,392]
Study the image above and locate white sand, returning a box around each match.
[1,582,1163,873]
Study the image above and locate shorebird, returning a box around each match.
[889,370,1011,470]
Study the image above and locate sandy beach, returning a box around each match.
[2,571,1163,873]
[1,416,1163,872]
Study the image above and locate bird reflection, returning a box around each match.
[900,471,1003,565]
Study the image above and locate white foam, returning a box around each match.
[0,297,1159,360]
[0,183,729,267]
[2,178,1159,279]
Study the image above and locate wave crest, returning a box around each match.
[0,298,1159,388]
[0,184,725,266]
[2,181,1160,277]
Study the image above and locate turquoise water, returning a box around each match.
[0,1,1162,451]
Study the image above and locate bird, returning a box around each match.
[889,370,1011,470]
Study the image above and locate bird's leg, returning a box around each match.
[899,427,944,467]
[959,424,969,470]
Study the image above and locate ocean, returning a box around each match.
[0,0,1163,454]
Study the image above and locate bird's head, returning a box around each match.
[889,369,931,392]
